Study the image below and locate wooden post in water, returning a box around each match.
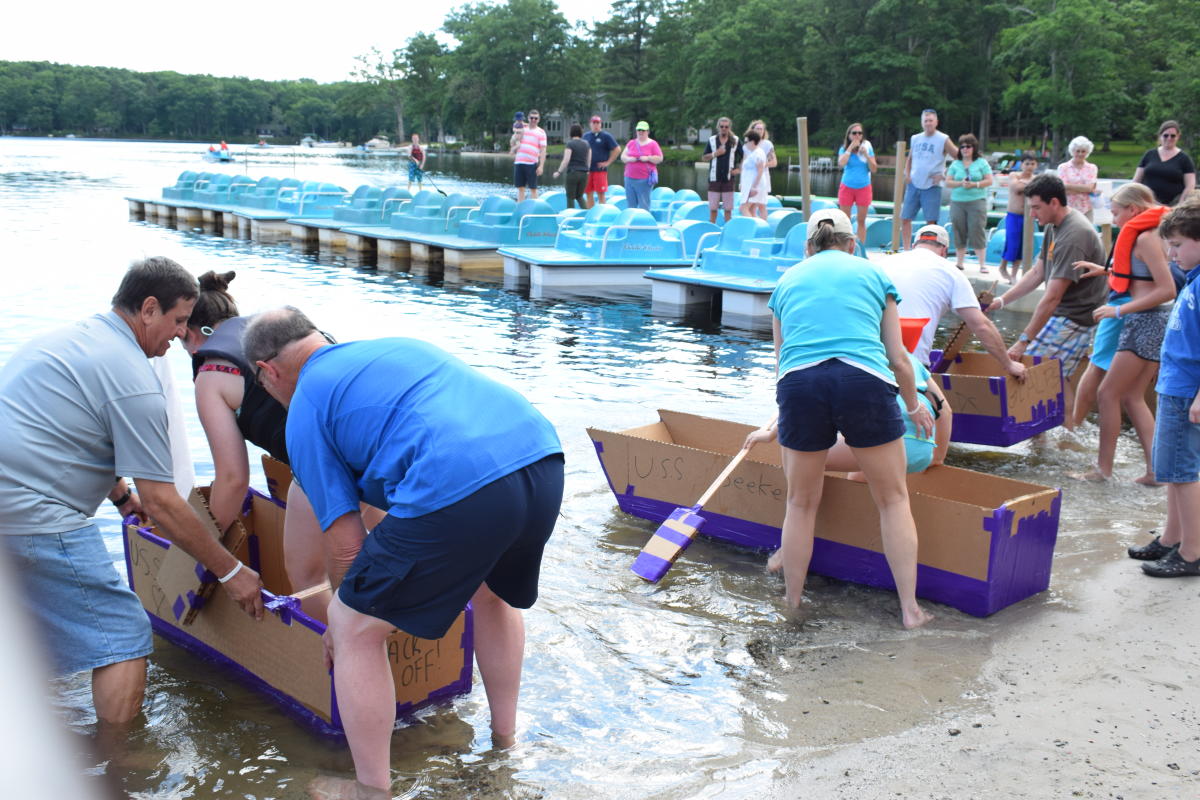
[891,141,907,250]
[796,117,812,220]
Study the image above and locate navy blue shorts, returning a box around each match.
[338,453,564,639]
[513,162,539,189]
[776,360,904,451]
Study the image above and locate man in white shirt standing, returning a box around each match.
[881,224,1027,382]
[901,109,958,249]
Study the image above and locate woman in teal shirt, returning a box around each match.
[747,209,935,629]
[946,133,993,273]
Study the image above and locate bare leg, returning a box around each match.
[772,447,828,606]
[326,593,396,792]
[470,583,525,746]
[1119,358,1161,485]
[838,203,853,236]
[823,436,859,472]
[850,440,933,629]
[1171,482,1200,561]
[723,208,732,222]
[597,191,606,205]
[285,482,328,592]
[92,657,146,724]
[1069,362,1105,428]
[857,204,869,243]
[999,259,1010,281]
[517,187,526,203]
[709,207,718,224]
[901,219,913,250]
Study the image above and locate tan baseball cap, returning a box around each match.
[915,224,950,248]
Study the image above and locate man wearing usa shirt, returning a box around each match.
[511,108,548,202]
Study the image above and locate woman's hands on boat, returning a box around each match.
[223,565,265,620]
[1073,260,1106,280]
[909,404,935,439]
[744,426,778,450]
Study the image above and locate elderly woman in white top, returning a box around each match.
[1058,136,1099,221]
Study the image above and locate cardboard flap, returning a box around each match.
[261,455,293,502]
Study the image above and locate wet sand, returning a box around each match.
[769,550,1200,799]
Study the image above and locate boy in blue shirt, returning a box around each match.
[1133,198,1200,576]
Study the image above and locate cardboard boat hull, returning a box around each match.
[122,489,473,736]
[588,410,1062,617]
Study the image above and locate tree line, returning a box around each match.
[2,0,1196,160]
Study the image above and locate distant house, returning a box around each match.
[543,97,631,144]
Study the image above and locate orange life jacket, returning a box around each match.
[1110,206,1168,293]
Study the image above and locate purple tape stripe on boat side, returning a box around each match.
[172,595,185,621]
[247,534,261,573]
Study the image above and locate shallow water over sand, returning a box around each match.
[0,138,1173,799]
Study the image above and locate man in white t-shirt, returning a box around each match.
[881,224,1027,381]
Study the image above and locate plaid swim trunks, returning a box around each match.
[1028,315,1095,379]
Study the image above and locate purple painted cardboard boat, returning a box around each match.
[931,351,1065,447]
[587,410,1062,617]
[122,486,473,737]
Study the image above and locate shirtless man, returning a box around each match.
[998,154,1039,282]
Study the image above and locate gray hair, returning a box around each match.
[1068,136,1094,157]
[242,306,318,365]
[111,256,198,314]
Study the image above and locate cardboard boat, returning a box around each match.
[587,410,1062,617]
[122,483,473,736]
[931,351,1065,446]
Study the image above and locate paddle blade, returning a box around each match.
[631,506,705,583]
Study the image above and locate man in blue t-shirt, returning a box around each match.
[244,307,564,793]
[583,115,622,207]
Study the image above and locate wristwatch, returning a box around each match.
[1017,332,1031,344]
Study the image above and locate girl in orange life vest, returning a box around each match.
[1072,183,1177,483]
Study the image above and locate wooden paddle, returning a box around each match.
[932,281,999,373]
[183,489,251,625]
[632,417,777,583]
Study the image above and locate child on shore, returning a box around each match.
[509,112,525,153]
[999,154,1039,282]
[1130,196,1200,577]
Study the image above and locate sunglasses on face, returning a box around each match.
[850,130,863,135]
[1162,132,1178,138]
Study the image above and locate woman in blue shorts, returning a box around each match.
[746,209,935,629]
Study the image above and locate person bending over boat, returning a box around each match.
[243,307,564,794]
[744,210,934,629]
[181,271,370,613]
[0,257,263,727]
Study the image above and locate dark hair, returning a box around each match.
[1159,195,1200,241]
[189,270,239,331]
[111,256,198,315]
[745,130,761,145]
[1021,153,1038,163]
[569,123,582,138]
[1023,174,1068,207]
[809,223,855,252]
[956,133,979,161]
[1159,119,1182,137]
[242,306,319,366]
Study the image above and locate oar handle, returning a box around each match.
[695,417,778,508]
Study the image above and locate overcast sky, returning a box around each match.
[4,1,608,84]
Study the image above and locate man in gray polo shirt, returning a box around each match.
[0,257,264,726]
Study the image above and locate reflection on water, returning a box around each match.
[0,139,1167,799]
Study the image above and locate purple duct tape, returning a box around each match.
[172,595,185,621]
[247,535,262,573]
[265,594,301,625]
[653,523,695,549]
[981,491,1061,614]
[195,563,217,584]
[241,490,255,517]
[949,410,1064,447]
[250,487,287,511]
[631,551,672,582]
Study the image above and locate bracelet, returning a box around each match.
[905,402,922,415]
[218,561,244,584]
[111,490,132,508]
[1116,306,1122,318]
[996,297,1005,310]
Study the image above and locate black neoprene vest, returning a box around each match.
[191,315,290,465]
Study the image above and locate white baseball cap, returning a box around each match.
[915,224,950,248]
[806,208,854,240]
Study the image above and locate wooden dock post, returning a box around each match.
[891,141,907,250]
[796,116,812,220]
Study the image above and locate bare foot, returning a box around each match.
[1133,474,1164,487]
[766,550,783,573]
[309,776,389,800]
[902,605,934,630]
[491,728,517,749]
[1070,468,1109,482]
[1056,438,1088,453]
[999,267,1011,281]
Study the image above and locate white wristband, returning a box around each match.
[905,402,922,415]
[996,296,1005,310]
[218,561,244,584]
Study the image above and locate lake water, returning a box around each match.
[0,138,1167,799]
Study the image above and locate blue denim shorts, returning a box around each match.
[1152,394,1200,483]
[2,524,152,676]
[777,360,904,451]
[901,183,943,223]
[339,454,564,640]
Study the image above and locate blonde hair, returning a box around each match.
[1110,182,1156,211]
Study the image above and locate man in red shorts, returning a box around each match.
[583,115,621,207]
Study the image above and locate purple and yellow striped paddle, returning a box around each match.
[632,418,776,582]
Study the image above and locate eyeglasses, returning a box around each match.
[1162,132,1178,139]
[254,354,277,386]
[719,124,730,128]
[960,144,974,148]
[850,130,863,135]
